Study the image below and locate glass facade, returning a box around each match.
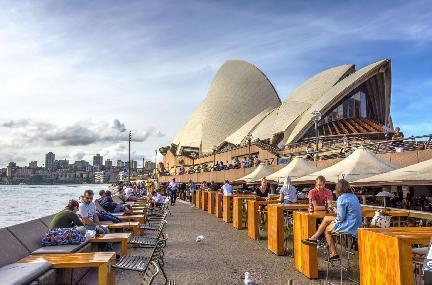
[321,91,367,125]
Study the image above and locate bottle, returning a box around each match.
[324,198,329,212]
[308,199,314,213]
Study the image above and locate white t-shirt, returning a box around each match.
[125,187,133,199]
[222,183,233,196]
[152,193,165,203]
[79,202,96,221]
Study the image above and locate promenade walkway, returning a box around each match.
[160,200,313,285]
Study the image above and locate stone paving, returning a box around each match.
[117,200,359,285]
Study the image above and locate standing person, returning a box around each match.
[222,180,233,196]
[302,179,362,260]
[78,190,112,251]
[49,199,84,229]
[168,178,178,206]
[392,126,405,152]
[210,180,219,191]
[279,177,298,204]
[188,179,197,207]
[308,176,333,211]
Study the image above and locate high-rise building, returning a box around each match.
[105,159,113,169]
[93,154,103,167]
[57,159,69,169]
[132,160,138,170]
[6,162,16,177]
[45,152,55,171]
[144,160,156,170]
[116,160,124,168]
[29,161,38,168]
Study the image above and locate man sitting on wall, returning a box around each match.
[99,190,133,214]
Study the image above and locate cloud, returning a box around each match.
[1,118,165,146]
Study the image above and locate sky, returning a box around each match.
[0,0,431,167]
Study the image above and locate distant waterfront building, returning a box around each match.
[116,160,125,168]
[29,161,38,168]
[93,154,103,167]
[132,160,138,170]
[85,165,93,172]
[94,171,107,183]
[45,152,55,171]
[6,162,16,177]
[144,161,156,170]
[57,159,69,169]
[105,159,113,169]
[73,160,90,171]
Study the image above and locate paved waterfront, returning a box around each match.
[159,201,320,285]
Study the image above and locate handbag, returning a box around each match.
[371,210,391,228]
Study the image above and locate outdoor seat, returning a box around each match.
[325,232,358,284]
[129,234,168,249]
[0,262,51,285]
[32,242,88,254]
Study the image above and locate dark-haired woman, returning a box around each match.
[302,179,362,260]
[49,199,84,229]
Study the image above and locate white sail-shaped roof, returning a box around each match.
[173,60,281,153]
[293,147,399,184]
[235,164,275,184]
[267,156,319,182]
[352,158,432,186]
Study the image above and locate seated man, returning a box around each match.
[302,179,362,260]
[96,189,106,204]
[49,199,84,229]
[150,191,166,207]
[79,189,112,250]
[308,176,333,211]
[124,185,137,201]
[222,180,233,196]
[99,190,133,214]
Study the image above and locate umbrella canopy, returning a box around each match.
[293,147,399,184]
[352,158,432,186]
[266,156,319,183]
[235,164,275,184]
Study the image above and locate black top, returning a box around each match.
[99,196,117,212]
[255,187,269,198]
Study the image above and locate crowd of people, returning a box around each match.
[175,155,264,175]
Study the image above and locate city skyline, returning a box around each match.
[0,1,431,166]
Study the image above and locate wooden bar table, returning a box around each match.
[201,191,208,211]
[232,196,256,230]
[195,190,202,208]
[107,222,141,236]
[117,214,145,225]
[359,227,432,285]
[215,192,223,218]
[267,204,309,255]
[89,233,131,256]
[223,195,234,223]
[247,200,280,240]
[19,252,116,285]
[208,192,216,214]
[293,209,410,279]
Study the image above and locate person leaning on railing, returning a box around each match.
[302,179,362,261]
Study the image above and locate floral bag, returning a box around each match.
[42,228,86,246]
[371,210,391,228]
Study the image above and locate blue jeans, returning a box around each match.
[170,189,177,205]
[85,225,113,251]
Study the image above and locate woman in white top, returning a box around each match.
[279,177,298,204]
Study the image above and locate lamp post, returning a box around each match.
[128,131,131,183]
[245,134,253,156]
[154,150,157,178]
[213,145,217,165]
[190,152,197,168]
[311,111,322,161]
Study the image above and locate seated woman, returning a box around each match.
[255,177,269,200]
[279,177,297,204]
[49,199,84,229]
[302,179,362,260]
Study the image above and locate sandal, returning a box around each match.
[301,238,318,246]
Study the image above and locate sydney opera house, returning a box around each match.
[163,58,391,156]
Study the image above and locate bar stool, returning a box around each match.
[325,232,358,285]
[242,200,248,228]
[257,206,267,240]
[283,212,294,256]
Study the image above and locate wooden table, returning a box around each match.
[201,191,208,211]
[223,196,234,223]
[107,222,141,236]
[359,227,432,285]
[294,209,410,279]
[195,190,202,208]
[18,252,116,285]
[215,193,223,218]
[232,196,256,229]
[267,204,309,255]
[117,214,145,224]
[89,233,131,256]
[247,200,280,240]
[208,192,216,214]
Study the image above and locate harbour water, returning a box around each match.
[0,184,110,228]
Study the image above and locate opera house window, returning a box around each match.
[322,91,367,124]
